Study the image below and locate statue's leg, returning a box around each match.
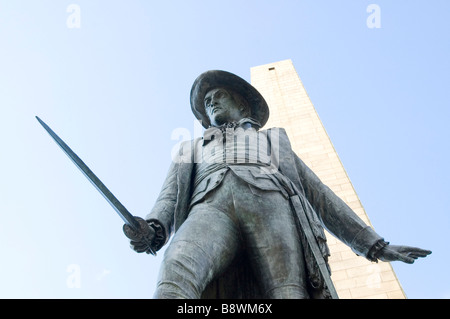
[153,202,240,299]
[234,183,310,299]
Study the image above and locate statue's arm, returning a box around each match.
[293,154,385,260]
[123,160,178,254]
[144,160,179,250]
[294,154,431,263]
[126,139,198,254]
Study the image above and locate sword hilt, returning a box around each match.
[123,217,156,256]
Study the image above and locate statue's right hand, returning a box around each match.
[123,216,156,254]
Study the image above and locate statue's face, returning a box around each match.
[204,88,244,127]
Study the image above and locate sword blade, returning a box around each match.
[36,116,141,231]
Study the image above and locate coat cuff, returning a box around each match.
[350,226,385,260]
[366,239,389,262]
[145,218,167,251]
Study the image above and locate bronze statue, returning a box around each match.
[124,70,431,299]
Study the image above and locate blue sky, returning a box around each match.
[0,1,448,298]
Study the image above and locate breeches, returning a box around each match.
[154,172,309,299]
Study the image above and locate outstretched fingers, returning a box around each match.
[378,245,431,264]
[407,248,432,259]
[398,246,432,263]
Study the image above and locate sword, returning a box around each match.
[36,116,156,255]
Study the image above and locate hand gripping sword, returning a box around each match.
[36,116,156,256]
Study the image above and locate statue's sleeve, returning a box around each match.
[145,159,179,247]
[293,154,385,260]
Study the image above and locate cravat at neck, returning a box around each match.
[203,118,261,145]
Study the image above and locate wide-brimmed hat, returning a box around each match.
[190,70,269,128]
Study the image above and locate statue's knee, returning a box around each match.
[154,281,193,299]
[156,244,204,298]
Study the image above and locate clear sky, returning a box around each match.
[0,1,448,299]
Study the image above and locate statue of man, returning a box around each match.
[124,70,431,299]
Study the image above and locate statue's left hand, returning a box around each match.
[376,245,431,264]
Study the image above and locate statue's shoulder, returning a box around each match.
[261,126,286,132]
[260,127,289,139]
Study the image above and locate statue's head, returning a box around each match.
[190,70,269,128]
[203,87,251,127]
